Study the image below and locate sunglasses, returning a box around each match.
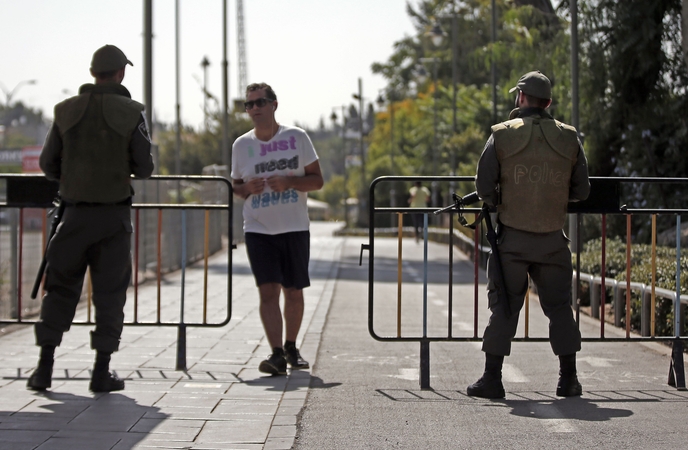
[244,97,274,110]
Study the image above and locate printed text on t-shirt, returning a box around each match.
[260,136,297,156]
[251,189,299,209]
[254,155,299,174]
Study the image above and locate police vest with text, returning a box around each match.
[492,116,579,233]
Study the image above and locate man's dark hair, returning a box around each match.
[246,82,277,101]
[522,92,550,109]
[93,69,120,81]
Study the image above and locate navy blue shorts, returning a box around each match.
[244,231,311,289]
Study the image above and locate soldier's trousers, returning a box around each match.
[481,226,581,357]
[34,204,132,353]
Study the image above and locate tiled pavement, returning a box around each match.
[0,222,344,450]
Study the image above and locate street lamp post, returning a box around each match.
[331,106,348,225]
[450,6,459,201]
[352,78,367,227]
[423,19,446,212]
[418,57,440,210]
[200,56,211,131]
[0,79,38,127]
[376,90,395,176]
[377,91,397,227]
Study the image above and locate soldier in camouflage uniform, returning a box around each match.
[28,45,154,392]
[467,71,590,399]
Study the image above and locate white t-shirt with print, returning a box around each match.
[231,124,319,235]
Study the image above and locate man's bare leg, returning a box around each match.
[283,287,309,368]
[258,283,283,349]
[283,287,304,342]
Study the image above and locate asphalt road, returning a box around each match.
[295,232,688,450]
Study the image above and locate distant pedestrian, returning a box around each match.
[28,45,154,392]
[231,82,324,375]
[408,181,430,243]
[467,71,590,399]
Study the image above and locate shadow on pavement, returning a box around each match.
[242,373,342,392]
[504,396,634,421]
[0,391,168,450]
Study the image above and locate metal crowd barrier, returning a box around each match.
[0,174,233,370]
[362,175,687,390]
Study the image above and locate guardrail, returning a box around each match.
[363,175,687,391]
[0,174,233,370]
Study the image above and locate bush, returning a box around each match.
[576,237,688,336]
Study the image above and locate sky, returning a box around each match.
[1,0,419,132]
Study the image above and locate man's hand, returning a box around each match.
[234,177,267,199]
[266,175,291,193]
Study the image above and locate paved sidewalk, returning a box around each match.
[0,222,344,450]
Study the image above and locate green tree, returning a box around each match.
[574,1,688,187]
[562,0,688,242]
[156,110,252,175]
[368,0,570,204]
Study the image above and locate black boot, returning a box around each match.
[89,351,124,393]
[27,346,55,391]
[467,353,505,399]
[556,353,582,397]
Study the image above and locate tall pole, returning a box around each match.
[450,3,458,201]
[491,0,497,124]
[358,78,367,227]
[389,95,397,228]
[175,0,181,178]
[390,97,395,175]
[201,56,210,131]
[222,0,230,168]
[143,0,153,140]
[451,3,458,138]
[431,58,439,212]
[571,0,579,131]
[569,0,580,255]
[338,105,348,226]
[449,2,459,175]
[142,0,153,273]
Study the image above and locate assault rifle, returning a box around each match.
[31,198,66,299]
[435,192,512,318]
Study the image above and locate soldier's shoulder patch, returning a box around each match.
[138,113,152,143]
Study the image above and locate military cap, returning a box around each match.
[509,70,551,100]
[91,45,133,73]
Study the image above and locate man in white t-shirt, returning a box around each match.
[231,82,324,375]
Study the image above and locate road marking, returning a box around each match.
[531,403,577,433]
[390,368,419,381]
[578,356,617,367]
[183,383,223,388]
[503,363,528,383]
[333,354,411,364]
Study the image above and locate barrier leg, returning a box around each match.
[668,338,686,390]
[420,339,431,390]
[176,323,187,371]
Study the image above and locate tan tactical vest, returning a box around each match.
[54,87,143,203]
[492,116,579,233]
